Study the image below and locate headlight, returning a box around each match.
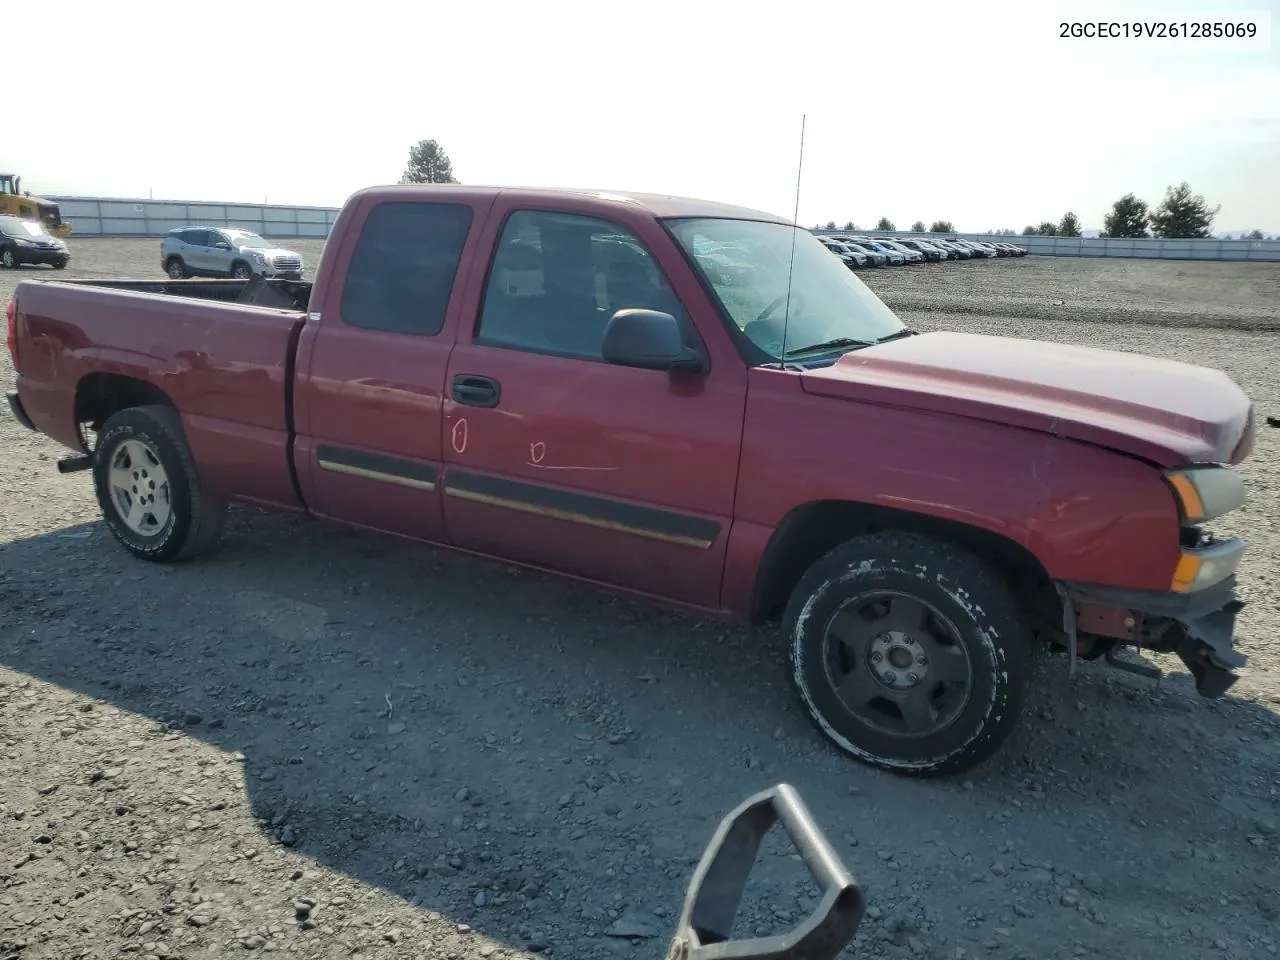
[1172,539,1245,593]
[1164,465,1246,523]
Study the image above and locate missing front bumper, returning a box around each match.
[1173,597,1247,697]
[1061,578,1247,698]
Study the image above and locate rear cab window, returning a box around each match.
[340,201,474,337]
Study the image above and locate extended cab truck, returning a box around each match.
[4,185,1257,777]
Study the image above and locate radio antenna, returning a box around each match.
[778,113,807,367]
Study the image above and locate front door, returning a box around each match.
[292,195,482,542]
[206,229,236,274]
[439,203,748,609]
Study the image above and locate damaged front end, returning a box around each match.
[1057,578,1246,698]
[1053,461,1250,697]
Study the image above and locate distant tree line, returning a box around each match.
[1017,212,1083,238]
[814,182,1272,240]
[1012,183,1268,239]
[818,218,954,233]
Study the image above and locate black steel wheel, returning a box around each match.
[785,531,1034,777]
[821,590,973,738]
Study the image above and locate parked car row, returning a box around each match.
[815,233,1027,268]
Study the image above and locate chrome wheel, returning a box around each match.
[166,259,185,279]
[107,439,172,536]
[2,249,15,268]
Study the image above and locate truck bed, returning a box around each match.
[10,276,310,510]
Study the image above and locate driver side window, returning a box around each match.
[476,210,684,360]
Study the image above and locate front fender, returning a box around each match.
[723,370,1180,612]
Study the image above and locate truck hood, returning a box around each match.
[239,246,299,260]
[799,331,1254,467]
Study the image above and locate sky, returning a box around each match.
[7,0,1278,233]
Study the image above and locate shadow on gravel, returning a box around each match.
[3,507,1279,955]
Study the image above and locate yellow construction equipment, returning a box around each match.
[0,173,73,238]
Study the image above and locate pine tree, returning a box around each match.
[1101,193,1150,238]
[1149,182,1219,238]
[400,140,458,184]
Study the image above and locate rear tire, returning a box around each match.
[165,256,188,279]
[1,247,17,269]
[93,405,227,562]
[784,531,1034,777]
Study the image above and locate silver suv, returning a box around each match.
[160,227,304,280]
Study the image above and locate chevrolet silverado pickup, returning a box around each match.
[5,184,1257,777]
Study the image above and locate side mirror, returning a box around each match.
[601,309,704,373]
[668,783,865,960]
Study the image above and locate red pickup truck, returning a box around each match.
[5,185,1257,776]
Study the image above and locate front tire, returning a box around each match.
[92,405,227,562]
[230,261,254,280]
[784,531,1034,777]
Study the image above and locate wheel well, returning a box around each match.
[75,373,175,446]
[750,500,1061,631]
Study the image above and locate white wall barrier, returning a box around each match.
[47,196,340,240]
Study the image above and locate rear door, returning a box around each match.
[292,195,485,542]
[180,229,211,271]
[437,200,748,608]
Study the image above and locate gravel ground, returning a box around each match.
[2,241,1279,960]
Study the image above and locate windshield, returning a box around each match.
[666,217,906,362]
[228,232,271,249]
[0,216,48,238]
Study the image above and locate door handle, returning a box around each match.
[451,374,501,408]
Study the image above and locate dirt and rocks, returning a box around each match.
[2,241,1279,960]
